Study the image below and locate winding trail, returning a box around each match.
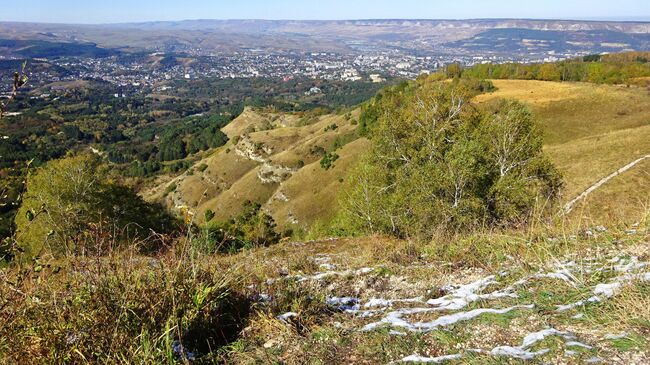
[564,154,650,214]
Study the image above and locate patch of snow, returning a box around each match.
[400,353,463,363]
[490,328,581,361]
[604,332,628,340]
[490,346,549,360]
[426,275,518,311]
[556,296,600,312]
[593,282,621,298]
[553,257,649,313]
[354,309,386,318]
[566,341,593,349]
[319,263,336,270]
[327,297,360,312]
[533,269,576,284]
[364,298,392,308]
[389,330,407,336]
[253,293,271,302]
[364,297,424,308]
[521,328,575,348]
[363,305,533,333]
[277,312,298,322]
[356,267,374,274]
[400,327,591,362]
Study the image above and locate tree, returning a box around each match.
[445,63,463,79]
[15,153,175,257]
[0,62,28,118]
[232,201,279,247]
[201,201,280,253]
[0,63,29,261]
[480,100,563,221]
[537,63,561,81]
[338,79,562,239]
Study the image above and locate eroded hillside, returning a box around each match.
[145,107,369,229]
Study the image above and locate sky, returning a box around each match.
[5,0,650,24]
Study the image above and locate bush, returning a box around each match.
[320,152,339,170]
[204,209,215,222]
[309,145,326,156]
[198,201,280,253]
[15,153,176,258]
[324,123,338,132]
[338,80,562,239]
[0,255,250,363]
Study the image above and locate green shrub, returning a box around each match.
[198,201,280,254]
[165,182,177,196]
[320,152,339,170]
[338,80,562,239]
[204,209,215,222]
[15,153,176,258]
[324,123,338,132]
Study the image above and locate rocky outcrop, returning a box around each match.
[235,136,298,184]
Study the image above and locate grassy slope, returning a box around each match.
[476,80,650,222]
[571,158,650,225]
[215,226,650,364]
[146,107,366,229]
[147,79,650,227]
[475,80,650,146]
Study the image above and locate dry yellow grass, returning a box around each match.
[475,80,586,106]
[545,125,650,199]
[570,159,650,224]
[477,80,650,222]
[146,108,365,229]
[267,138,371,228]
[477,80,650,145]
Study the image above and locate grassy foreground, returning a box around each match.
[2,211,649,364]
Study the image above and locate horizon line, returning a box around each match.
[2,16,650,26]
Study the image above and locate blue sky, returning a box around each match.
[6,0,650,24]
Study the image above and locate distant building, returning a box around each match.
[305,87,322,95]
[369,74,385,83]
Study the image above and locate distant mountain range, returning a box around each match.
[0,19,649,56]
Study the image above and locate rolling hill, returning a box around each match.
[146,79,650,228]
[475,80,650,223]
[144,107,368,230]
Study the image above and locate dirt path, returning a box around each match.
[564,154,650,214]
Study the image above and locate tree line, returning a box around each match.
[459,52,650,85]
